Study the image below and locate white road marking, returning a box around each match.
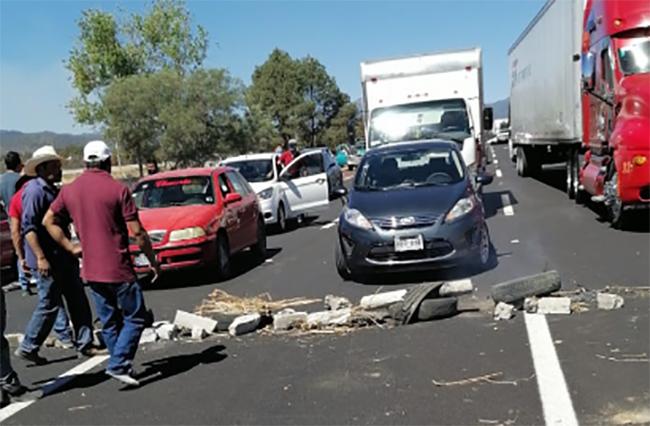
[264,258,274,263]
[321,219,339,230]
[500,193,514,216]
[496,169,503,178]
[524,313,578,426]
[510,239,520,244]
[0,355,109,423]
[493,159,499,165]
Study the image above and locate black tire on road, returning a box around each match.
[516,146,540,177]
[335,238,351,281]
[490,270,561,304]
[474,223,491,270]
[215,234,231,281]
[566,150,576,199]
[416,297,458,321]
[277,203,287,233]
[251,219,267,261]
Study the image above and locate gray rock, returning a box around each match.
[523,297,538,313]
[360,290,407,310]
[537,297,571,315]
[173,310,218,333]
[597,293,624,310]
[439,279,474,297]
[494,302,515,320]
[228,313,262,336]
[273,311,308,331]
[139,327,159,344]
[324,295,352,311]
[307,309,352,328]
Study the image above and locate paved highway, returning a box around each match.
[2,144,648,425]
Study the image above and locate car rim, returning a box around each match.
[605,171,622,221]
[479,226,490,265]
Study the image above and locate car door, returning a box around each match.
[216,172,245,252]
[279,151,329,214]
[226,170,258,247]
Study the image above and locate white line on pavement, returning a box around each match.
[0,355,109,423]
[493,159,499,165]
[321,219,338,230]
[524,313,578,426]
[496,169,503,178]
[500,193,514,216]
[510,239,520,244]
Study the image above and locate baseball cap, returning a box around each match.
[83,140,112,162]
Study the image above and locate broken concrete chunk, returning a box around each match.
[597,293,624,310]
[139,327,158,344]
[191,326,209,340]
[307,309,352,328]
[439,279,474,297]
[174,310,218,333]
[360,289,407,310]
[6,333,24,347]
[490,271,561,304]
[273,311,308,331]
[523,297,538,313]
[156,323,179,340]
[324,295,352,311]
[228,313,262,336]
[537,297,571,315]
[494,302,515,320]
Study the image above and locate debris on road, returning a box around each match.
[439,279,474,297]
[191,326,209,340]
[173,310,218,333]
[595,353,649,363]
[490,270,561,304]
[273,310,308,331]
[523,297,538,313]
[5,333,23,347]
[229,313,262,336]
[432,372,510,387]
[537,297,572,315]
[360,289,407,310]
[154,322,179,340]
[139,328,159,344]
[195,289,320,316]
[597,293,625,310]
[306,309,352,328]
[324,295,352,311]
[494,302,515,321]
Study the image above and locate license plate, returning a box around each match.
[134,253,150,267]
[394,235,424,252]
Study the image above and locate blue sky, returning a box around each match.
[0,0,545,134]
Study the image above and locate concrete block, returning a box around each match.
[494,302,515,321]
[273,311,308,331]
[307,309,352,328]
[491,271,561,304]
[228,313,262,336]
[324,295,352,311]
[6,333,24,347]
[156,323,179,340]
[597,293,624,310]
[139,327,158,344]
[537,297,571,315]
[173,310,218,333]
[360,290,407,310]
[439,279,474,297]
[191,326,209,340]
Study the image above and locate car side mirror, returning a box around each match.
[333,187,348,199]
[224,193,242,204]
[475,174,494,186]
[483,107,494,131]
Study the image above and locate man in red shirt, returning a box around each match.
[44,141,160,387]
[279,141,294,167]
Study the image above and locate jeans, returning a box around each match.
[89,281,147,375]
[17,260,29,291]
[20,259,93,354]
[0,290,18,387]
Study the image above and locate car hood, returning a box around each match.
[249,181,275,194]
[348,182,469,219]
[138,204,218,233]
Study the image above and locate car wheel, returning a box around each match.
[335,238,351,280]
[215,234,231,281]
[277,203,287,233]
[475,223,491,269]
[251,219,267,261]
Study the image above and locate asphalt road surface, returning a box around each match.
[2,144,649,425]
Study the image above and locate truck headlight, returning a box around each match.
[445,196,476,223]
[343,208,373,230]
[169,227,206,242]
[257,188,274,200]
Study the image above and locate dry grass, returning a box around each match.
[195,289,321,316]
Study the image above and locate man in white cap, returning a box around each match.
[44,140,160,387]
[16,146,96,364]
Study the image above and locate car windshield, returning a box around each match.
[133,176,215,209]
[618,37,650,75]
[224,159,275,183]
[355,146,465,191]
[368,99,471,147]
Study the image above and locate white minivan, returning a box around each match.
[221,151,333,232]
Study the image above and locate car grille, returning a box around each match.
[370,214,440,230]
[129,230,166,245]
[367,239,453,262]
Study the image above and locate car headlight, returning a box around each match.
[257,188,274,200]
[168,227,206,242]
[445,196,476,223]
[343,207,373,230]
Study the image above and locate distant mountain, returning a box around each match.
[0,130,102,154]
[487,98,509,119]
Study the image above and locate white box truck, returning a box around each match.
[360,48,493,173]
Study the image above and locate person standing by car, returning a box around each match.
[279,141,294,167]
[0,151,23,209]
[43,140,160,387]
[15,146,96,365]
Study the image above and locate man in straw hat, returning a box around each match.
[15,146,97,365]
[44,140,160,387]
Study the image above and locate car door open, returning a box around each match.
[279,151,329,214]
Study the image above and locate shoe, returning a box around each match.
[54,339,75,350]
[80,346,108,357]
[2,382,27,398]
[14,348,48,365]
[106,370,140,387]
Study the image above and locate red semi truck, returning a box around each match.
[508,0,649,228]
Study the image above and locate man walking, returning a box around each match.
[0,151,22,208]
[16,146,95,364]
[44,141,160,387]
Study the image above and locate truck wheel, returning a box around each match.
[605,170,627,229]
[508,140,516,162]
[566,150,576,199]
[335,238,351,281]
[572,150,587,205]
[516,147,528,176]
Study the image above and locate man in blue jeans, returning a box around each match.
[16,146,96,365]
[44,141,160,387]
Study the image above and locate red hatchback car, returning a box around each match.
[130,167,266,279]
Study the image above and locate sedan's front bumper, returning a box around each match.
[130,235,217,274]
[258,197,277,224]
[338,210,485,273]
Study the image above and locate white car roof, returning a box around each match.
[222,153,277,162]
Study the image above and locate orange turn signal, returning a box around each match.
[632,155,647,166]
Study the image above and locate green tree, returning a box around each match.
[322,102,361,149]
